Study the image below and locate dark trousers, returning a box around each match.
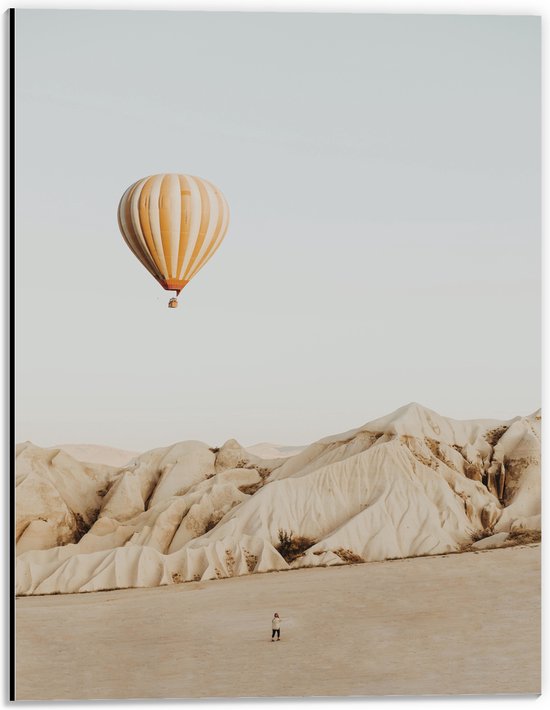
[272,629,280,639]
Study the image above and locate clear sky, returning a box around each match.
[15,10,540,451]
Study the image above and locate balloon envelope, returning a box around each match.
[118,173,230,294]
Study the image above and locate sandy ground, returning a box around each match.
[16,545,540,700]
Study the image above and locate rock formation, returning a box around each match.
[15,403,540,595]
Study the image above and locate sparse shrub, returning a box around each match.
[171,572,184,584]
[457,528,492,552]
[193,574,201,581]
[277,529,294,559]
[276,529,316,563]
[459,528,541,552]
[425,438,440,458]
[485,426,508,447]
[238,467,271,496]
[413,451,434,468]
[73,513,88,541]
[204,511,224,534]
[244,549,258,572]
[334,548,365,564]
[425,438,455,469]
[239,481,263,495]
[225,549,235,576]
[472,528,493,542]
[73,508,100,543]
[507,529,541,546]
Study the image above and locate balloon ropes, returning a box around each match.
[118,173,230,308]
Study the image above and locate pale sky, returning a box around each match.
[15,10,540,451]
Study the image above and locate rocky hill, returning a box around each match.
[15,403,541,595]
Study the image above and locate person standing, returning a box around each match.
[271,612,281,641]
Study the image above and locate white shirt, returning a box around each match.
[272,617,281,630]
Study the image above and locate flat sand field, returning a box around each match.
[16,545,540,700]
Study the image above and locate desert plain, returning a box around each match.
[15,404,541,699]
[16,544,540,700]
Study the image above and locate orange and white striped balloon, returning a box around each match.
[118,173,230,297]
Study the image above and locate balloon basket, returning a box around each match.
[168,298,179,309]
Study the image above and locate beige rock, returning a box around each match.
[15,404,541,596]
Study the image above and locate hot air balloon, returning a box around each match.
[117,173,230,307]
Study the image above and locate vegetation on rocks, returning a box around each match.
[276,529,316,563]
